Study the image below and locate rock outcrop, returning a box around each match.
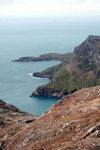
[1,86,100,149]
[31,35,100,97]
[74,35,100,65]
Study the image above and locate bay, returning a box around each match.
[0,16,100,116]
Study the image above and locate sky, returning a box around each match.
[0,0,100,18]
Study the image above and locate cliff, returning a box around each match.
[1,86,100,149]
[12,52,73,62]
[31,35,100,98]
[74,35,100,66]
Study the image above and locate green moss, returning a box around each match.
[39,65,79,95]
[72,71,76,76]
[49,66,70,91]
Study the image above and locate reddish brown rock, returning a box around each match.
[1,85,100,150]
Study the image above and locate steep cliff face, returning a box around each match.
[74,35,100,65]
[1,86,100,150]
[31,35,100,97]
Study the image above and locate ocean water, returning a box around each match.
[0,17,100,116]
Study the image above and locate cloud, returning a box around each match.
[0,0,100,6]
[0,0,100,18]
[0,0,13,5]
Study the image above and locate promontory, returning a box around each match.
[31,35,100,97]
[11,52,73,62]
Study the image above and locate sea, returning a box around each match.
[0,16,100,116]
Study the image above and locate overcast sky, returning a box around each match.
[0,0,100,18]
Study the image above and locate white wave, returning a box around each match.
[32,76,49,80]
[27,73,33,76]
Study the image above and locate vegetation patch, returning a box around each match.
[72,71,76,76]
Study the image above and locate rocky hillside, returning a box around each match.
[0,100,38,150]
[74,35,100,65]
[31,35,100,98]
[1,86,100,150]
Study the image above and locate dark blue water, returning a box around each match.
[0,17,100,116]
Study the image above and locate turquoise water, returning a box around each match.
[0,17,100,116]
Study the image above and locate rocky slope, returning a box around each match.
[1,86,100,150]
[31,35,100,98]
[12,52,73,62]
[0,100,38,149]
[74,35,100,65]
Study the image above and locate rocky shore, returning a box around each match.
[1,85,100,149]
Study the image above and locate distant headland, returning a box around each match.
[11,52,74,62]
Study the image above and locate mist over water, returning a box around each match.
[0,17,100,116]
